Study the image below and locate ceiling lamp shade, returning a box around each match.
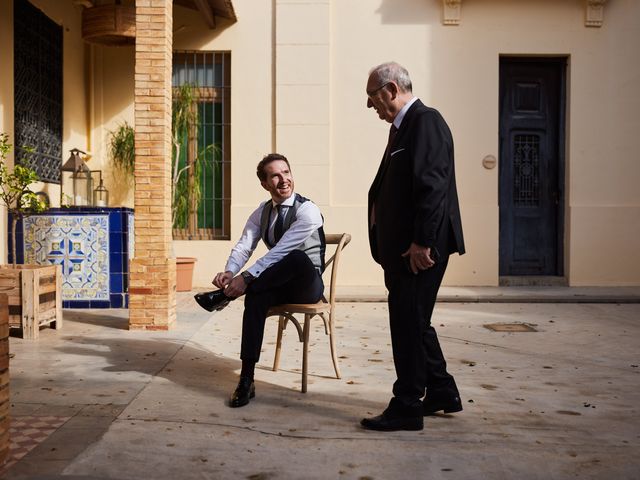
[82,3,135,46]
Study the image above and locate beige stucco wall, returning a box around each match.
[3,0,638,286]
[331,0,640,287]
[171,0,640,288]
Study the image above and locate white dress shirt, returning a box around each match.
[393,96,418,130]
[224,193,323,278]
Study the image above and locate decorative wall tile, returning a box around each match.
[23,214,110,301]
[11,207,134,308]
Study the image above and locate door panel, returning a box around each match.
[499,58,565,276]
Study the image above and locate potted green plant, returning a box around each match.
[0,133,62,339]
[0,133,47,266]
[108,121,135,179]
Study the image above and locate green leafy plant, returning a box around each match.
[108,121,135,178]
[0,133,47,266]
[171,83,216,230]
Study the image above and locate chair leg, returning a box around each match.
[328,314,341,379]
[273,315,285,372]
[301,314,311,393]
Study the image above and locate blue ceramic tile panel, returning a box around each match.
[8,214,25,264]
[110,294,123,308]
[110,251,123,273]
[110,273,123,293]
[89,300,110,308]
[23,214,110,301]
[109,210,122,232]
[14,207,133,309]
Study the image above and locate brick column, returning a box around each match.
[129,0,176,330]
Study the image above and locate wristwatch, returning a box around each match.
[240,271,255,285]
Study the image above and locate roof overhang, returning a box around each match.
[173,0,237,29]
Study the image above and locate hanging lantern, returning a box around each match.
[60,148,93,206]
[92,170,109,207]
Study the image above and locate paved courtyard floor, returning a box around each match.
[2,291,639,479]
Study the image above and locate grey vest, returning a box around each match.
[260,193,326,272]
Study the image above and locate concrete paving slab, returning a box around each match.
[2,293,639,479]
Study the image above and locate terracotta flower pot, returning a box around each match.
[176,257,197,292]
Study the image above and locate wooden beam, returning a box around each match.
[193,0,216,29]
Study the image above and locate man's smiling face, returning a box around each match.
[261,159,294,203]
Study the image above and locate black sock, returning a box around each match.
[240,360,255,380]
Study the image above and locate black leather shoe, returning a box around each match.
[423,395,463,416]
[229,376,255,408]
[360,411,423,431]
[194,289,231,312]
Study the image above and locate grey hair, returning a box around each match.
[369,62,413,93]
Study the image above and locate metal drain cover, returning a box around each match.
[483,323,537,332]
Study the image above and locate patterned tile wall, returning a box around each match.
[10,207,134,309]
[23,215,110,301]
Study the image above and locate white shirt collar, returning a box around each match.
[393,96,418,130]
[272,193,296,209]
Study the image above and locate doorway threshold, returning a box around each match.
[500,276,567,287]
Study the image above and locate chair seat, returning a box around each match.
[268,302,330,315]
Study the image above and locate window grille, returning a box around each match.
[13,0,63,183]
[172,51,231,240]
[513,134,540,207]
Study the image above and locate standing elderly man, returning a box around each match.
[362,62,465,431]
[195,153,325,408]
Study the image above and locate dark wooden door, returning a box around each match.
[499,58,565,276]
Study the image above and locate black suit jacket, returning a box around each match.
[368,99,465,272]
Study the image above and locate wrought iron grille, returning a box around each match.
[513,134,540,207]
[172,51,231,240]
[13,0,63,184]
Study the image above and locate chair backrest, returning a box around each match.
[322,233,351,309]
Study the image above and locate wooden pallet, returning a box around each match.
[0,265,62,340]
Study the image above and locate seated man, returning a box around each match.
[195,153,326,408]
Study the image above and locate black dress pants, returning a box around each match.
[240,250,324,362]
[384,256,459,412]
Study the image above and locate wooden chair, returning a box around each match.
[267,233,351,393]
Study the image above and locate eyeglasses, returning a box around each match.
[366,82,391,98]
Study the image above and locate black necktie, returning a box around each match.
[273,204,286,243]
[388,124,398,148]
[383,125,398,166]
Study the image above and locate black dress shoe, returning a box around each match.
[194,289,232,312]
[423,395,463,416]
[360,411,423,431]
[229,376,255,408]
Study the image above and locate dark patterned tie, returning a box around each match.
[383,125,399,166]
[388,124,398,148]
[273,204,286,243]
